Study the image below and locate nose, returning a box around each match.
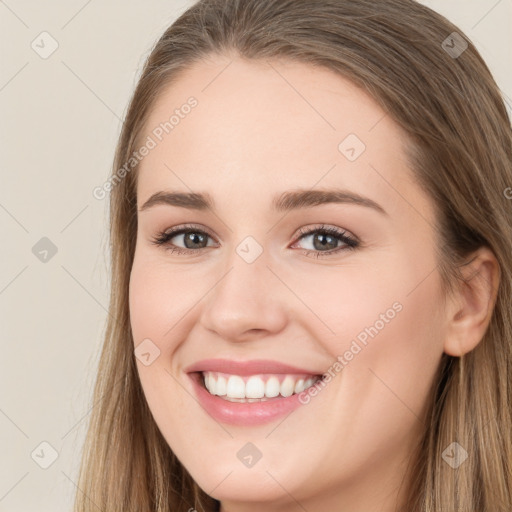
[198,249,289,342]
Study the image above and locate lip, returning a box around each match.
[188,371,321,426]
[184,358,323,376]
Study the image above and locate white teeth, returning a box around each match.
[294,378,305,393]
[202,372,321,400]
[245,376,265,398]
[280,375,295,397]
[216,375,227,396]
[226,375,245,398]
[265,376,280,397]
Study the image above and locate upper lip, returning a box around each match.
[185,358,323,376]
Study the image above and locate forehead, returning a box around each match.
[136,55,429,222]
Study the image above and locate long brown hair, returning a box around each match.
[74,1,512,510]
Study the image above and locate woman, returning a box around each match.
[75,0,512,510]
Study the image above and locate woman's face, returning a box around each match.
[129,55,448,511]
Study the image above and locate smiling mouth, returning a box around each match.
[195,371,323,402]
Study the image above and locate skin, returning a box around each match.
[128,54,499,512]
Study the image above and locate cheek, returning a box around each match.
[287,258,407,360]
[311,251,445,413]
[331,262,445,432]
[128,255,193,349]
[311,240,445,367]
[302,263,445,475]
[128,257,191,432]
[129,263,163,337]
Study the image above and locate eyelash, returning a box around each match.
[150,223,359,258]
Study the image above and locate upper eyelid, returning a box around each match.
[164,223,216,238]
[162,223,356,244]
[296,224,355,238]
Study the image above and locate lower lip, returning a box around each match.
[188,372,316,426]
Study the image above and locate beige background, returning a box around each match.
[0,1,510,510]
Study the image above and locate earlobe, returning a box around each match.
[443,247,500,357]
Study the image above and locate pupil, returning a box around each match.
[185,232,206,249]
[314,233,337,251]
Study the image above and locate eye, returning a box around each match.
[290,224,359,258]
[150,223,359,258]
[150,224,217,255]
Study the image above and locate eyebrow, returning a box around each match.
[139,188,388,216]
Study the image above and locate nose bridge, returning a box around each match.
[199,238,288,340]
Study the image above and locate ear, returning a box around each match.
[443,246,500,357]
